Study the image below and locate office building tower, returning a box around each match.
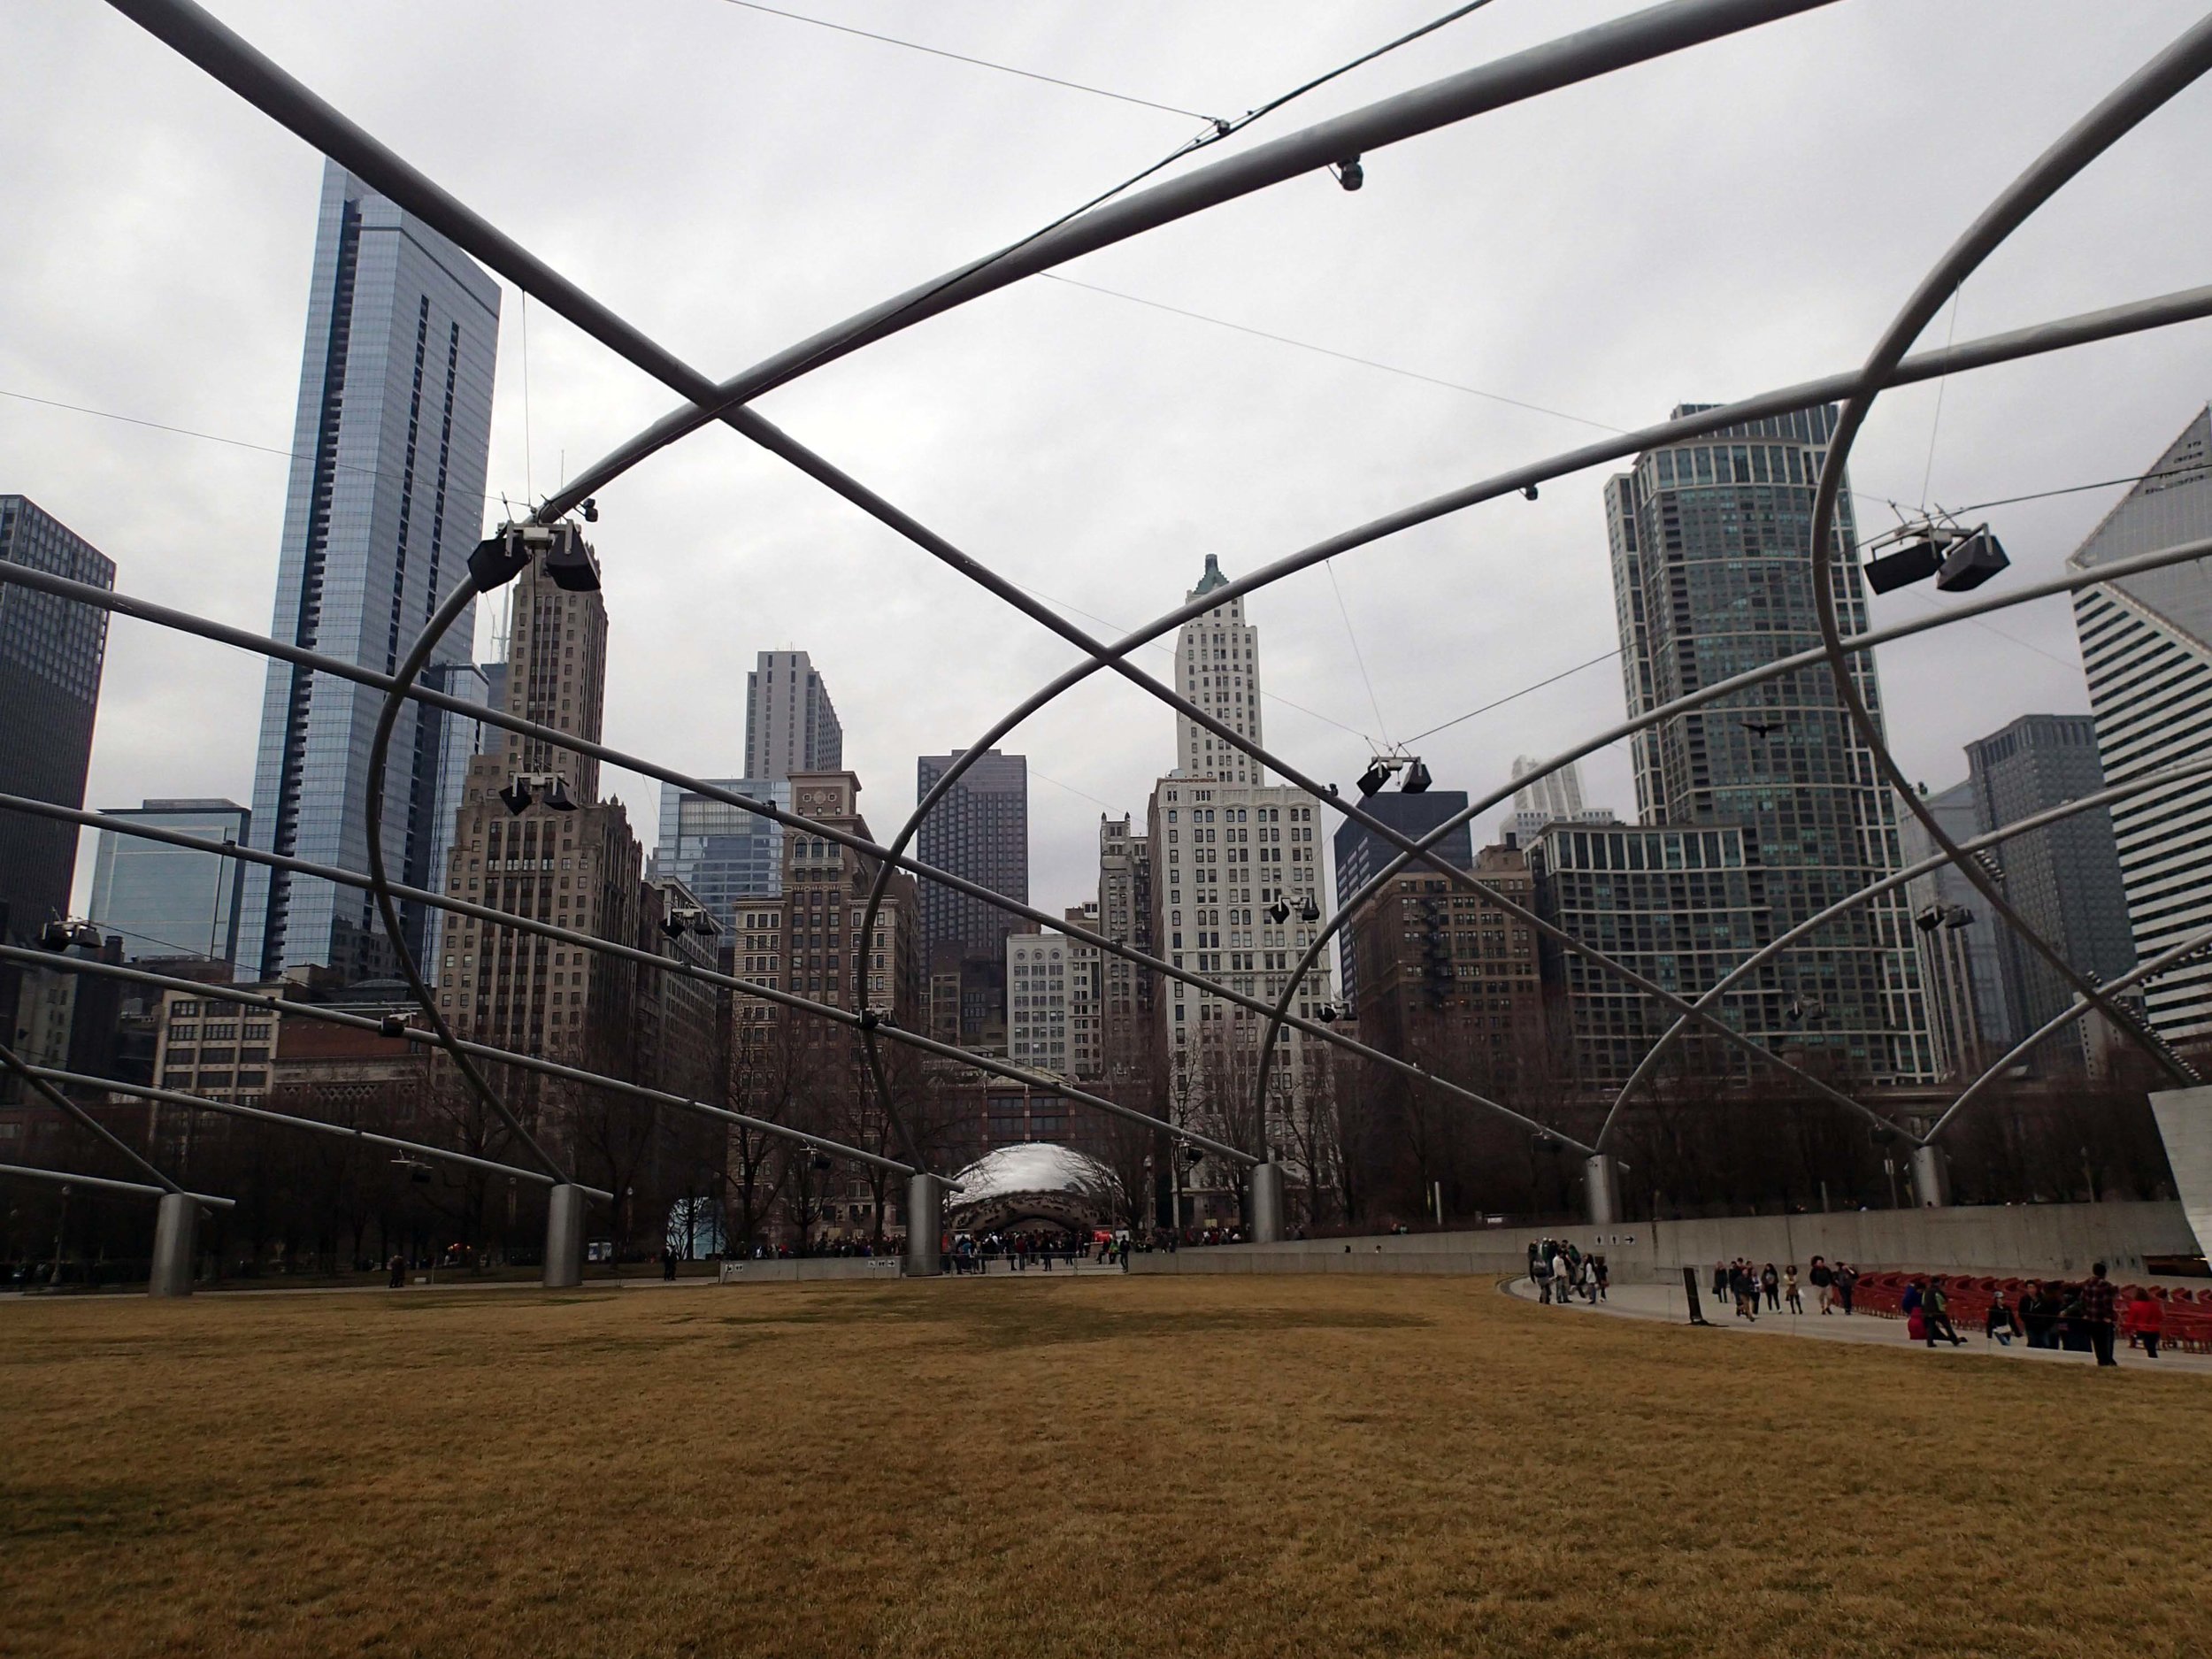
[1504,756,1620,846]
[1963,714,2136,1072]
[419,662,494,965]
[743,651,841,782]
[1173,556,1264,784]
[1530,822,1769,1087]
[1008,922,1094,1080]
[1900,781,2012,1079]
[0,496,114,942]
[1332,788,1474,1007]
[1348,844,1545,1067]
[237,160,501,983]
[2070,406,2212,1054]
[88,798,250,969]
[655,778,792,935]
[1096,813,1154,1084]
[916,748,1029,978]
[1603,403,1930,1082]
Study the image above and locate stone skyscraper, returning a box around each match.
[742,650,841,782]
[2070,406,2212,1056]
[238,159,501,982]
[1603,403,1930,1082]
[1172,555,1263,785]
[0,496,113,943]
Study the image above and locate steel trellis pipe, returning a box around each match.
[1593,750,2212,1150]
[0,1163,234,1208]
[1926,920,2212,1142]
[20,1065,572,1191]
[1250,534,2212,1120]
[0,946,904,1185]
[1799,13,2212,1094]
[0,1036,185,1194]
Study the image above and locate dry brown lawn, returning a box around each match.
[2,1274,2207,1658]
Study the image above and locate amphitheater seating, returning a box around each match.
[1839,1271,2212,1353]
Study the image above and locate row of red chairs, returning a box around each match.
[1846,1271,2212,1354]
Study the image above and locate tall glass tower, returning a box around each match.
[237,160,501,982]
[1603,403,1931,1084]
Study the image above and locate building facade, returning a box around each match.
[1348,845,1545,1071]
[1005,904,1102,1082]
[1530,822,1769,1088]
[1603,403,1930,1083]
[88,798,250,970]
[238,159,501,982]
[916,748,1029,980]
[742,650,841,782]
[1332,787,1474,1007]
[1963,713,2136,1072]
[419,662,495,965]
[1900,781,2013,1080]
[2069,406,2212,1056]
[0,495,114,943]
[653,777,791,935]
[1173,556,1264,786]
[1096,813,1154,1085]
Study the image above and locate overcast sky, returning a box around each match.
[5,0,2209,924]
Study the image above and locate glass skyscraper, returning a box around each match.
[236,160,501,982]
[88,798,250,969]
[654,778,792,935]
[1602,403,1931,1083]
[0,495,114,944]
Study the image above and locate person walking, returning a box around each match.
[2079,1263,2121,1367]
[1985,1289,2022,1347]
[1923,1277,1965,1348]
[387,1252,406,1290]
[1712,1259,1729,1308]
[1760,1263,1780,1313]
[1835,1263,1858,1315]
[1549,1247,1571,1306]
[2126,1286,2162,1359]
[1532,1244,1553,1304]
[662,1246,679,1283]
[1783,1263,1802,1315]
[1809,1256,1833,1314]
[2021,1281,2055,1348]
[1593,1256,1609,1302]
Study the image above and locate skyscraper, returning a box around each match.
[1096,812,1154,1084]
[916,749,1028,957]
[1603,403,1930,1083]
[1172,555,1263,785]
[419,661,495,965]
[2069,406,2212,1055]
[1963,714,2135,1072]
[743,650,841,782]
[1503,755,1619,846]
[1900,781,2012,1079]
[237,159,501,983]
[88,799,250,969]
[654,777,792,934]
[0,497,113,944]
[1331,788,1473,1007]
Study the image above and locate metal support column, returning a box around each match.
[1909,1143,1952,1210]
[1584,1154,1622,1227]
[1247,1161,1285,1244]
[543,1183,587,1288]
[903,1173,944,1277]
[148,1191,196,1298]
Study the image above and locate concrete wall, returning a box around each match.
[716,1256,904,1284]
[1132,1200,2199,1282]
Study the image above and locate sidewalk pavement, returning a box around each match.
[1506,1276,2212,1374]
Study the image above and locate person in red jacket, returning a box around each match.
[2126,1287,2164,1359]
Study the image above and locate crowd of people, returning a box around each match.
[1526,1238,1609,1304]
[1709,1256,1859,1320]
[1902,1263,2166,1366]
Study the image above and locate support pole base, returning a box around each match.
[543,1184,587,1288]
[149,1190,196,1298]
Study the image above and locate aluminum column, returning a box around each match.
[148,1191,196,1298]
[543,1183,587,1288]
[1584,1155,1623,1227]
[1909,1144,1952,1210]
[904,1173,945,1277]
[1247,1162,1286,1244]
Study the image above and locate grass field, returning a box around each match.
[4,1275,2207,1658]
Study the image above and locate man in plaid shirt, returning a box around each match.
[2078,1262,2120,1367]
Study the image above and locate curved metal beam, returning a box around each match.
[1800,12,2212,1094]
[1926,920,2212,1142]
[1594,751,2212,1148]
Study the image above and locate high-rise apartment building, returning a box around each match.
[1901,781,2012,1079]
[654,778,792,935]
[419,662,495,965]
[88,799,250,969]
[1963,714,2135,1072]
[915,749,1028,1031]
[1173,556,1264,785]
[1096,812,1154,1084]
[1348,845,1545,1067]
[0,496,114,943]
[1331,788,1474,1007]
[1603,403,1930,1082]
[2069,406,2212,1055]
[742,651,842,782]
[239,160,501,983]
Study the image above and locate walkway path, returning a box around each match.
[1505,1276,2212,1374]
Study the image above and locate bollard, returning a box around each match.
[1584,1154,1622,1227]
[1247,1161,1285,1244]
[148,1191,196,1298]
[903,1173,944,1277]
[1909,1143,1952,1210]
[542,1183,587,1288]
